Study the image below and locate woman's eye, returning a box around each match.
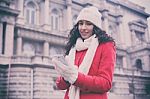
[78,22,83,25]
[78,21,93,26]
[86,22,93,25]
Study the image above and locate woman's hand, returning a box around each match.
[52,57,78,84]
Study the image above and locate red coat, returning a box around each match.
[56,42,116,99]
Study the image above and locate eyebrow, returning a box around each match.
[78,20,92,23]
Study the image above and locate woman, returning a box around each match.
[52,6,116,99]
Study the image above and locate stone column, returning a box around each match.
[59,14,63,31]
[16,37,22,56]
[101,10,109,34]
[66,0,73,32]
[17,0,25,24]
[43,42,49,63]
[117,16,125,46]
[36,9,40,26]
[0,22,2,54]
[131,30,137,46]
[4,23,15,56]
[42,0,50,31]
[144,27,150,43]
[123,57,127,68]
[143,55,150,71]
[43,42,49,57]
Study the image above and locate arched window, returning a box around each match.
[135,59,142,70]
[51,9,59,30]
[25,1,36,24]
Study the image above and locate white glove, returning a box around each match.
[52,57,78,84]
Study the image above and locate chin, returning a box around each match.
[82,36,90,40]
[81,37,87,40]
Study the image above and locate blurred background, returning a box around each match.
[0,0,150,99]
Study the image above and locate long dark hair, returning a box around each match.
[65,24,115,55]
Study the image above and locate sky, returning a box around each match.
[129,0,150,31]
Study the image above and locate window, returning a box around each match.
[23,42,35,56]
[135,59,142,70]
[108,23,118,43]
[135,31,145,44]
[73,15,77,26]
[34,42,43,55]
[129,20,147,45]
[22,40,43,56]
[25,2,36,25]
[51,9,59,30]
[116,56,123,68]
[108,16,119,43]
[0,22,7,54]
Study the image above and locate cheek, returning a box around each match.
[89,28,94,35]
[78,26,82,31]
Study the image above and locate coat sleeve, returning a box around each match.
[56,76,71,90]
[73,42,116,93]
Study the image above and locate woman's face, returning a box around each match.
[78,20,94,40]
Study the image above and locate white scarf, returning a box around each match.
[67,35,99,99]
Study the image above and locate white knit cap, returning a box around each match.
[76,6,102,29]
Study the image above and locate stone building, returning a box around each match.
[0,0,150,99]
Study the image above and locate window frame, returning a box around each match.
[25,2,37,25]
[51,9,60,31]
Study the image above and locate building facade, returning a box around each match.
[0,0,150,99]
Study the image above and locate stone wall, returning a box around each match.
[0,63,65,99]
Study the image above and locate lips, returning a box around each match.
[80,31,88,35]
[80,33,88,36]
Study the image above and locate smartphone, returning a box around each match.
[51,54,68,65]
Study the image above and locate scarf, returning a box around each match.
[67,34,99,99]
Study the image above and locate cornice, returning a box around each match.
[16,25,68,46]
[0,5,19,17]
[107,0,150,17]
